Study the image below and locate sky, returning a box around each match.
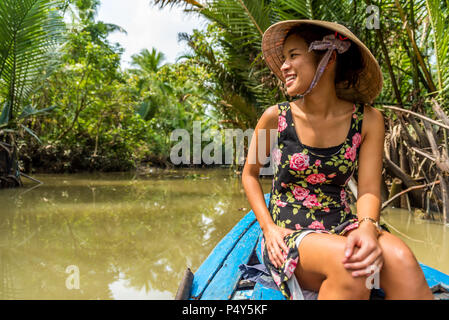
[96,0,208,68]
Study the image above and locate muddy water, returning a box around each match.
[0,169,447,299]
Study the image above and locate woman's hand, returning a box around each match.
[342,223,383,277]
[263,223,295,268]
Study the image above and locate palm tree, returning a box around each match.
[151,0,449,219]
[131,48,167,74]
[0,0,65,188]
[129,48,171,121]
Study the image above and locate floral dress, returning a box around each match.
[262,101,366,300]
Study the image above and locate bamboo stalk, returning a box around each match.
[389,178,403,208]
[437,172,449,224]
[425,0,443,92]
[394,0,437,93]
[407,113,429,148]
[423,120,449,173]
[430,98,449,127]
[381,105,449,131]
[411,147,436,162]
[381,180,440,210]
[384,157,424,207]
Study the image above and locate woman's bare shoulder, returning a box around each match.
[361,104,385,141]
[257,104,279,130]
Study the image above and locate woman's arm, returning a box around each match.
[342,105,386,276]
[242,105,278,232]
[242,104,293,268]
[356,105,386,234]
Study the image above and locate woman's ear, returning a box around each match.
[326,51,337,69]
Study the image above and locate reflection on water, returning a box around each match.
[0,169,447,299]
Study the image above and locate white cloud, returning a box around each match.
[97,0,208,68]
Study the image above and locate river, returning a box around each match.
[0,168,447,299]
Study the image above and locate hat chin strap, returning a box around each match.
[290,33,351,100]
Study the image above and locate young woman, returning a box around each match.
[241,20,434,300]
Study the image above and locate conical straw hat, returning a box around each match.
[262,20,383,104]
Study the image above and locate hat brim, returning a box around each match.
[262,20,383,104]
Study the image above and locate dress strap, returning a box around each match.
[352,103,365,135]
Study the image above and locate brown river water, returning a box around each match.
[0,168,447,299]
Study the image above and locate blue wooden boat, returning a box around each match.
[176,193,449,300]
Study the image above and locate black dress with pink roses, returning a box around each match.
[261,101,365,300]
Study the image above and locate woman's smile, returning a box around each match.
[285,73,297,87]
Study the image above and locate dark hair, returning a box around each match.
[284,24,364,89]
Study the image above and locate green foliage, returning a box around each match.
[20,1,213,172]
[4,0,448,173]
[0,0,65,131]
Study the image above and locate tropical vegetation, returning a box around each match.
[0,0,448,222]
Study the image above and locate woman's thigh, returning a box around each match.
[294,232,352,292]
[295,228,431,298]
[375,230,433,298]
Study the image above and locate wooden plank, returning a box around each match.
[190,193,271,299]
[175,268,194,300]
[254,193,270,264]
[190,210,257,299]
[251,282,286,300]
[200,220,261,300]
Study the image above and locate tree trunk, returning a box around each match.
[0,134,23,188]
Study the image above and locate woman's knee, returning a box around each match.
[379,233,419,271]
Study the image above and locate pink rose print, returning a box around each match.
[344,146,356,162]
[352,104,356,113]
[342,222,359,235]
[303,194,321,209]
[293,185,309,201]
[281,110,287,116]
[278,115,287,132]
[307,221,325,230]
[284,257,298,278]
[352,133,361,148]
[340,189,346,201]
[289,153,309,171]
[314,159,321,167]
[327,173,337,178]
[353,113,357,119]
[281,182,287,188]
[276,199,287,207]
[306,173,326,184]
[295,224,302,230]
[344,205,351,213]
[324,207,330,213]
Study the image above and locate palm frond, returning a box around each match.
[0,0,65,124]
[425,0,449,96]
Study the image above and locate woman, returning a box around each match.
[241,20,434,300]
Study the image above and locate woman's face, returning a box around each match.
[281,34,319,96]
